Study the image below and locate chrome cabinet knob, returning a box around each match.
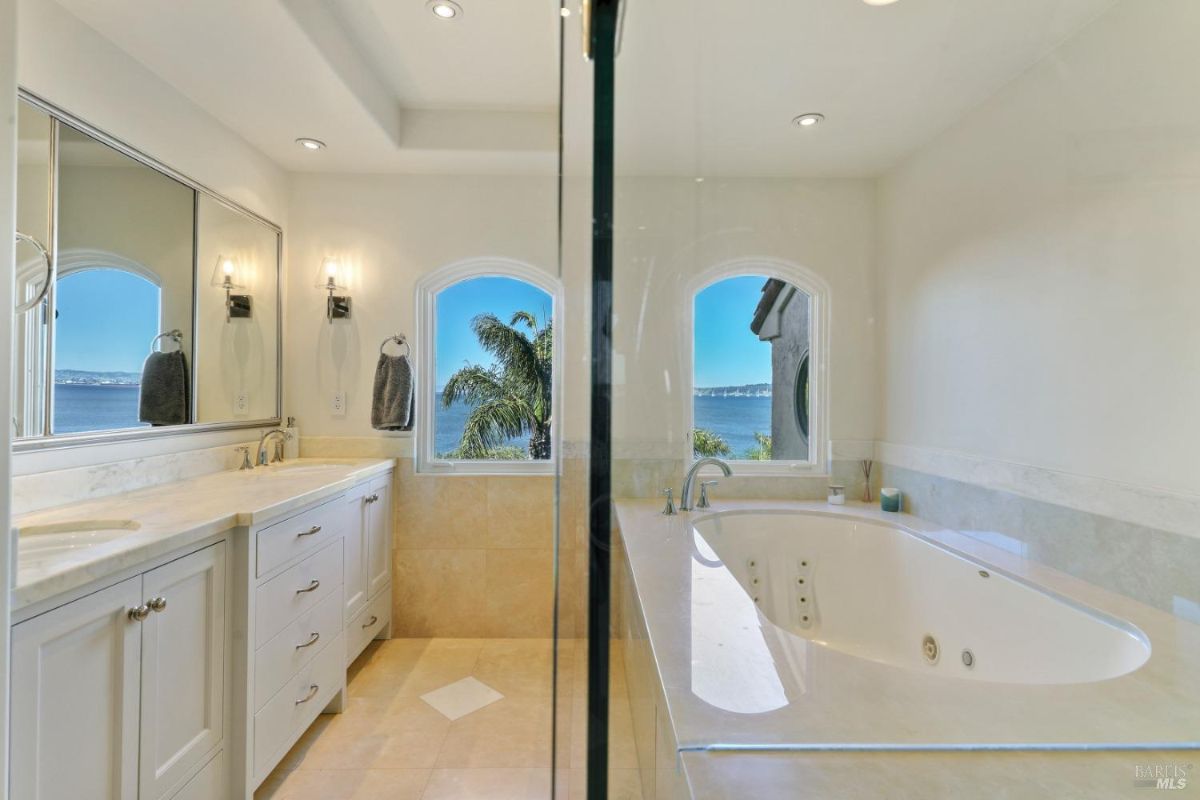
[365,493,379,504]
[147,596,167,613]
[128,604,151,622]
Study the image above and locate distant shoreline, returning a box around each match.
[55,381,139,387]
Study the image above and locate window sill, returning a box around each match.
[417,459,557,477]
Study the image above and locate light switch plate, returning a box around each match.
[234,393,249,416]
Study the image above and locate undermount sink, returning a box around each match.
[18,519,142,560]
[250,461,346,477]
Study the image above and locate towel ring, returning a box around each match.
[380,334,410,357]
[152,329,184,353]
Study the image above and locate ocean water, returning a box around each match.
[433,394,771,459]
[692,395,771,457]
[54,383,146,433]
[53,386,771,456]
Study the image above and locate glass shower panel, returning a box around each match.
[585,0,1200,797]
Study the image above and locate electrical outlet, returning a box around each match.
[331,392,346,416]
[234,393,249,416]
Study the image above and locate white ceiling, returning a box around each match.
[48,0,1119,178]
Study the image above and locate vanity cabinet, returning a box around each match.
[12,542,227,800]
[343,474,392,666]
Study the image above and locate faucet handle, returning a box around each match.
[661,488,677,516]
[235,446,253,471]
[698,480,719,509]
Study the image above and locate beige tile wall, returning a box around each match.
[391,457,587,639]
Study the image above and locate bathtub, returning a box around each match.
[691,509,1151,685]
[610,497,1200,788]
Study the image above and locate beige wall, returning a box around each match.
[288,174,565,638]
[610,176,879,460]
[877,0,1200,498]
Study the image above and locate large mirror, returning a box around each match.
[12,95,282,447]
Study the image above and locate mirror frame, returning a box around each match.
[14,89,283,453]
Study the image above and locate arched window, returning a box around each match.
[688,260,828,474]
[52,259,162,433]
[415,259,561,474]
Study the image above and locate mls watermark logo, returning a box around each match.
[1133,763,1190,790]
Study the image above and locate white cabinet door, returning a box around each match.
[342,484,369,623]
[366,476,392,599]
[139,543,226,800]
[11,577,143,800]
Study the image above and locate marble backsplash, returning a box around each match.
[12,439,259,516]
[880,464,1200,622]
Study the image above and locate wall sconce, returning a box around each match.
[210,255,252,322]
[315,257,351,323]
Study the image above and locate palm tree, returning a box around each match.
[692,427,732,458]
[441,310,553,459]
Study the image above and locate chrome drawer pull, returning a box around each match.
[295,684,319,705]
[147,597,167,613]
[128,604,151,622]
[295,632,320,649]
[362,615,378,629]
[297,525,322,537]
[296,579,321,594]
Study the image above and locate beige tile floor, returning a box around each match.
[257,639,644,800]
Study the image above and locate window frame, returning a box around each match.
[684,258,831,477]
[415,258,563,476]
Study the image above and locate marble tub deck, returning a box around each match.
[613,500,1200,753]
[11,457,395,612]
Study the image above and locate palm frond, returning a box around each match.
[441,365,504,408]
[456,397,533,458]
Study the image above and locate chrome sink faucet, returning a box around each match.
[680,457,732,511]
[256,428,292,467]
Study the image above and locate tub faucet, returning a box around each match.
[256,428,291,466]
[681,457,732,511]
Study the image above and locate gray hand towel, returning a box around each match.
[138,350,190,426]
[372,353,414,431]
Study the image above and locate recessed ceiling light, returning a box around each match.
[863,0,900,5]
[792,113,825,128]
[295,137,326,151]
[694,177,705,183]
[428,0,462,20]
[560,7,571,17]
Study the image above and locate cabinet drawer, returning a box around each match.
[256,498,344,578]
[255,540,342,647]
[253,633,345,781]
[347,585,391,667]
[254,587,344,711]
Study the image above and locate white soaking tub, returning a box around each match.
[611,499,1200,768]
[691,510,1150,685]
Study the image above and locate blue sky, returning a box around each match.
[55,269,160,374]
[694,275,771,387]
[436,276,552,387]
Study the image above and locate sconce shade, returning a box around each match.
[315,257,348,290]
[209,255,245,289]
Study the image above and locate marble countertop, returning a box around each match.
[614,499,1200,751]
[12,458,395,612]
